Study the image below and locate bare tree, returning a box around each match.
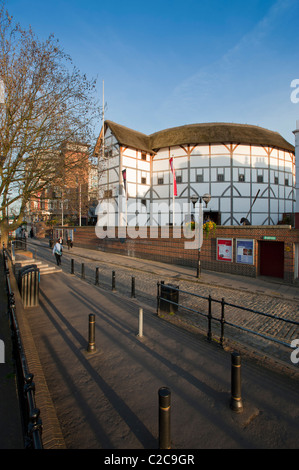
[0,3,101,244]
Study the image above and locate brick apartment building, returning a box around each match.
[25,142,91,225]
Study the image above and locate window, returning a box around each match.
[141,152,146,161]
[274,176,279,185]
[285,178,289,186]
[59,200,68,209]
[196,174,203,183]
[239,174,245,182]
[257,175,263,183]
[141,199,146,207]
[104,149,112,158]
[104,189,112,198]
[217,174,224,182]
[141,177,146,185]
[158,177,164,185]
[176,175,182,183]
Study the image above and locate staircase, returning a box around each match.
[14,253,62,276]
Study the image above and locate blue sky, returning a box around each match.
[7,0,299,145]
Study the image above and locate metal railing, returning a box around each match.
[2,246,43,449]
[156,281,299,351]
[9,238,28,264]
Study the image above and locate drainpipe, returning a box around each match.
[293,120,299,228]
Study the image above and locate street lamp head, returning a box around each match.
[202,193,211,207]
[190,195,199,207]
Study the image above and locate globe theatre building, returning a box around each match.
[94,121,295,227]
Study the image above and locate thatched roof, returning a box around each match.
[105,121,153,154]
[103,121,294,154]
[150,122,294,152]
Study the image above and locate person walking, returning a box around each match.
[53,239,63,266]
[67,237,72,250]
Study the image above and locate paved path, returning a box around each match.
[9,239,298,449]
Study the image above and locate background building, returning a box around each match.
[25,142,90,225]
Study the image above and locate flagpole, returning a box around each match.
[125,169,127,227]
[102,80,109,225]
[171,155,175,226]
[122,169,128,227]
[173,184,175,226]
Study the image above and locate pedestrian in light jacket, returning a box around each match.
[53,240,63,266]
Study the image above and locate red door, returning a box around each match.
[259,241,284,278]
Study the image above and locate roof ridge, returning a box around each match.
[106,120,149,137]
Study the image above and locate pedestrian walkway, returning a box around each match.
[3,238,298,450]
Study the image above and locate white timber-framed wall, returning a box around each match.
[151,143,295,226]
[97,125,153,227]
[95,121,295,227]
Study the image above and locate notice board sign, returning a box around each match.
[216,238,233,262]
[236,239,254,265]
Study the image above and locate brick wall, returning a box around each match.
[200,225,298,282]
[60,225,299,282]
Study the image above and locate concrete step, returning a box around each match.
[15,260,43,267]
[39,266,62,275]
[14,259,62,275]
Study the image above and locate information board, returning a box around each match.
[216,238,233,262]
[236,239,254,265]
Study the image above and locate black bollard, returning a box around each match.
[95,267,99,285]
[81,263,85,279]
[156,282,161,316]
[71,259,74,274]
[158,387,171,449]
[207,295,212,342]
[220,298,225,348]
[131,276,136,298]
[112,271,116,291]
[87,314,96,352]
[230,352,243,413]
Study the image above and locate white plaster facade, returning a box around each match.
[95,121,295,227]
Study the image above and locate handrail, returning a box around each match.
[2,246,43,449]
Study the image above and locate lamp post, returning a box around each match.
[190,193,211,278]
[79,182,81,227]
[61,190,64,227]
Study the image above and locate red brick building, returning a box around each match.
[25,142,90,225]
